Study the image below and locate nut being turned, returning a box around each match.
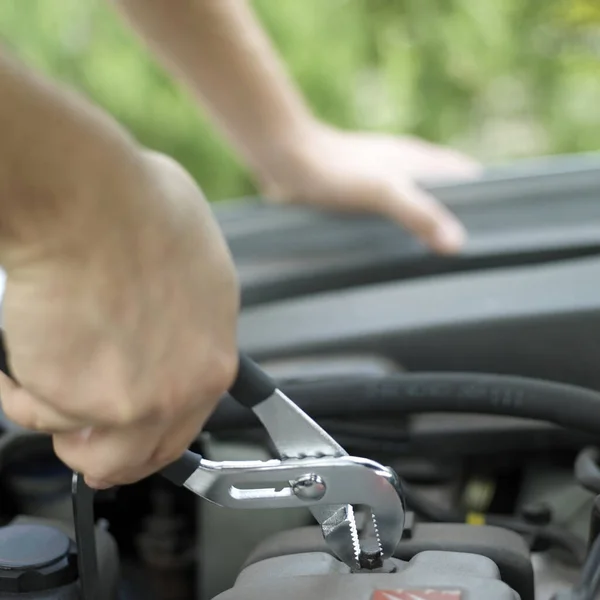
[291,474,327,501]
[358,550,384,571]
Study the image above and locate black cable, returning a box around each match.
[487,516,587,566]
[401,481,588,565]
[208,372,600,438]
[575,447,600,494]
[326,434,412,455]
[318,419,410,441]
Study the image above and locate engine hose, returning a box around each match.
[575,447,600,494]
[401,482,588,565]
[208,372,600,438]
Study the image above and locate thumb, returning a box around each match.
[374,179,467,254]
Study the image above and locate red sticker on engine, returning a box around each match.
[372,591,463,600]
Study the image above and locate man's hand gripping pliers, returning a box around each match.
[161,353,406,571]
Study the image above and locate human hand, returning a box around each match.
[260,126,481,254]
[0,151,239,488]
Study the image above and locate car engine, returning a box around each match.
[0,152,599,600]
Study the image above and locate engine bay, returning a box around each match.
[1,152,600,600]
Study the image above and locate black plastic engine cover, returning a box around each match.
[215,153,600,307]
[238,253,600,392]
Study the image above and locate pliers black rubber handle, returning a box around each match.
[160,352,276,485]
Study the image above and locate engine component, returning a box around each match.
[236,253,600,394]
[213,551,519,600]
[135,482,196,600]
[241,522,534,600]
[574,448,600,495]
[0,432,73,525]
[552,506,600,600]
[207,371,600,439]
[197,437,312,600]
[3,454,72,523]
[0,523,78,597]
[0,517,120,600]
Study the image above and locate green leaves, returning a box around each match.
[0,0,597,199]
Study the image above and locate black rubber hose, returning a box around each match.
[487,517,587,566]
[575,447,600,494]
[208,372,600,437]
[402,482,588,565]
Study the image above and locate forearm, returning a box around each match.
[0,50,146,268]
[112,0,319,182]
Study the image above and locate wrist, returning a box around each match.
[250,117,330,194]
[0,50,153,271]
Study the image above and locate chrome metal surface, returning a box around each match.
[291,474,326,501]
[252,389,363,564]
[252,389,394,568]
[319,504,361,569]
[252,389,346,459]
[184,454,405,570]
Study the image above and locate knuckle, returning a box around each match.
[370,179,404,212]
[204,350,238,397]
[151,346,238,422]
[154,380,190,421]
[101,397,142,427]
[414,214,441,238]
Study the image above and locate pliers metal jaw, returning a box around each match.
[161,353,406,572]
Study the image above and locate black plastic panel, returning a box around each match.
[238,254,600,391]
[215,153,600,306]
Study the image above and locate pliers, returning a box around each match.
[161,353,406,571]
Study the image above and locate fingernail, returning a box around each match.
[86,478,112,490]
[78,427,93,441]
[434,222,466,253]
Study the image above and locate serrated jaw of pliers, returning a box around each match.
[319,505,386,571]
[319,505,361,570]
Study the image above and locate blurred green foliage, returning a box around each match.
[0,0,598,201]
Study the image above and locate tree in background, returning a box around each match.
[0,0,597,201]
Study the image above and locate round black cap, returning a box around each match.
[0,524,78,593]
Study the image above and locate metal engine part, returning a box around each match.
[213,551,519,600]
